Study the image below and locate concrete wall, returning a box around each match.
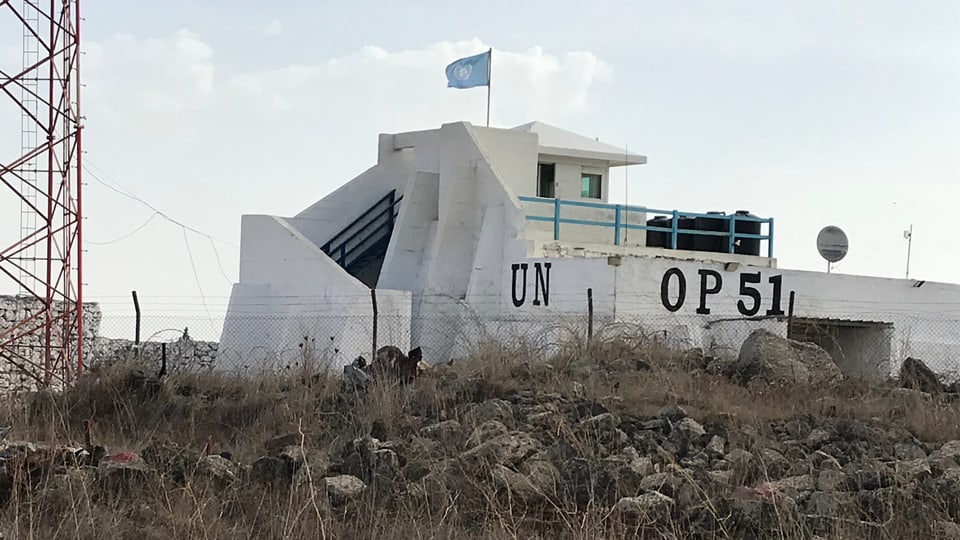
[541,154,612,202]
[222,214,412,371]
[467,253,960,378]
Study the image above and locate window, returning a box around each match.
[581,173,601,199]
[537,163,555,198]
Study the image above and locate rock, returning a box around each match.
[657,405,687,423]
[639,472,682,497]
[460,432,542,472]
[250,455,300,487]
[465,420,509,449]
[705,436,726,457]
[95,452,155,497]
[817,469,849,492]
[342,357,373,392]
[264,433,303,454]
[899,356,942,393]
[322,474,366,505]
[895,442,927,461]
[615,492,674,520]
[805,428,832,448]
[463,399,515,428]
[895,458,932,483]
[419,420,462,446]
[139,441,201,484]
[677,417,706,439]
[579,412,620,433]
[194,455,240,489]
[490,464,551,505]
[762,474,815,499]
[735,329,843,386]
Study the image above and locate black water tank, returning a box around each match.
[645,215,669,248]
[734,210,762,256]
[694,211,728,253]
[676,216,696,251]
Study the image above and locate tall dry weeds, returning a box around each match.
[0,334,954,538]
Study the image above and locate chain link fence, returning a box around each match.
[77,299,960,383]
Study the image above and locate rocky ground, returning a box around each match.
[1,329,960,539]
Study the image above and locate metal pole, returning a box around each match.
[370,289,378,363]
[905,224,913,279]
[587,288,594,344]
[132,291,141,345]
[485,48,492,127]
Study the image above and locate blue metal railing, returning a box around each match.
[517,196,775,258]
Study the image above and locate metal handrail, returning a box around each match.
[518,195,775,257]
[321,191,403,265]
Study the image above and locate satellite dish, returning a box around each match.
[817,226,849,263]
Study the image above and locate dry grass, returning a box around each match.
[0,333,957,539]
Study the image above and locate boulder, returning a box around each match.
[322,474,366,505]
[899,357,942,394]
[95,452,155,497]
[735,329,843,386]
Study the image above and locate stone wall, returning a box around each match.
[0,295,219,391]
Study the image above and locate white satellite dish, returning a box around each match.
[817,226,849,269]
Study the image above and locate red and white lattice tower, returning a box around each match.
[0,0,84,388]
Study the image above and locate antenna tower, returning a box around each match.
[0,0,84,388]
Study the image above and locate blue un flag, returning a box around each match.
[445,51,490,89]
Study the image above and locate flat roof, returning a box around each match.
[511,121,647,167]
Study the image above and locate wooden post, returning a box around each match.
[587,288,594,344]
[787,290,796,339]
[132,290,141,345]
[371,289,378,362]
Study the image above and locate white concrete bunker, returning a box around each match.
[220,120,960,378]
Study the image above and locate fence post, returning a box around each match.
[787,290,796,338]
[553,197,561,241]
[131,290,141,346]
[371,289,378,362]
[587,288,594,344]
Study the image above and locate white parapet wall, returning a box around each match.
[435,252,960,380]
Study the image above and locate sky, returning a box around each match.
[1,0,958,340]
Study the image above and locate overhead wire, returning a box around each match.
[85,212,161,245]
[81,159,238,331]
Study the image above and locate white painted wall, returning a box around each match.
[463,252,960,378]
[541,155,612,202]
[378,171,440,292]
[221,214,411,371]
[219,284,411,372]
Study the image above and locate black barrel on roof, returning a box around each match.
[646,215,669,248]
[694,211,728,253]
[734,210,762,256]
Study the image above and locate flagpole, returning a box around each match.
[486,47,492,127]
[905,224,913,279]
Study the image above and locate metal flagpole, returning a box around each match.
[486,48,492,127]
[905,224,913,279]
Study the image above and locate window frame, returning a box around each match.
[580,172,602,199]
